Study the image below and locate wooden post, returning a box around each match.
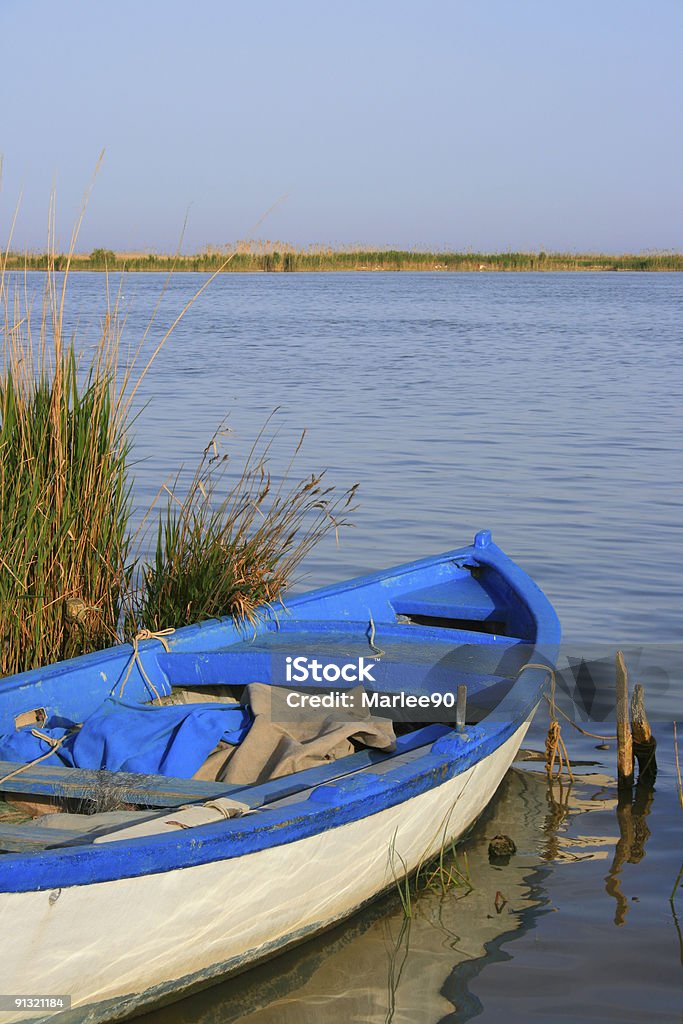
[630,683,657,784]
[616,651,633,790]
[456,685,467,732]
[605,790,634,926]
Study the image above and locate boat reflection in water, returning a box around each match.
[140,749,653,1024]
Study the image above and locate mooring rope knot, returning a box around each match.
[545,717,574,782]
[118,628,176,702]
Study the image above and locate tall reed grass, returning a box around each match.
[1,193,357,676]
[132,424,358,631]
[5,245,683,274]
[0,194,134,674]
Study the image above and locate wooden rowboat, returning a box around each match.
[0,531,559,1023]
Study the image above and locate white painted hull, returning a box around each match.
[0,724,528,1024]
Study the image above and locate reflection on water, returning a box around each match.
[606,785,655,927]
[140,767,550,1024]
[455,727,682,1024]
[139,730,682,1024]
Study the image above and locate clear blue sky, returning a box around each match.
[2,0,681,253]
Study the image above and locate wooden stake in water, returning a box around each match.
[630,682,657,784]
[616,651,634,790]
[456,685,467,732]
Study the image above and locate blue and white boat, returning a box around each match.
[0,531,559,1023]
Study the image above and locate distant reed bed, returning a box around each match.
[0,208,356,676]
[5,245,683,273]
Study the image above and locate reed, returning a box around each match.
[131,423,359,631]
[673,723,683,811]
[391,839,473,920]
[418,843,472,897]
[389,833,413,918]
[0,193,134,674]
[670,723,683,908]
[5,246,683,274]
[389,803,474,921]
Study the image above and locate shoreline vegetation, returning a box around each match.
[3,246,683,273]
[0,219,357,676]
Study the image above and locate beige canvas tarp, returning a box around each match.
[194,682,396,784]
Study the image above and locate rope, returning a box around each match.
[367,614,385,658]
[0,628,175,789]
[544,719,574,782]
[118,628,175,702]
[0,727,79,786]
[541,695,617,742]
[674,722,682,813]
[516,662,575,782]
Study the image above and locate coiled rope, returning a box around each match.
[517,661,621,782]
[516,663,575,782]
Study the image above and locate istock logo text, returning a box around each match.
[285,656,377,684]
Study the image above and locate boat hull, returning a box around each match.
[2,723,528,1024]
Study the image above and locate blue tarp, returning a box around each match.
[0,697,252,778]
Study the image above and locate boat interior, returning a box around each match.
[0,547,542,854]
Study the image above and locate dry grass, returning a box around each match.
[130,421,358,632]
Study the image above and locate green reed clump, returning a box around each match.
[0,281,132,675]
[389,833,472,921]
[388,802,476,920]
[131,425,358,632]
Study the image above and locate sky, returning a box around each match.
[1,0,682,253]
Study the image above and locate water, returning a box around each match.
[16,270,683,1021]
[47,270,682,645]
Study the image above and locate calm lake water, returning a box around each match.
[21,270,683,1021]
[48,270,682,643]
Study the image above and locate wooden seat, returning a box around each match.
[0,762,237,808]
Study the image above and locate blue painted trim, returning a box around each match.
[0,718,521,894]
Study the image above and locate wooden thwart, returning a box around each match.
[0,823,122,853]
[0,762,235,809]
